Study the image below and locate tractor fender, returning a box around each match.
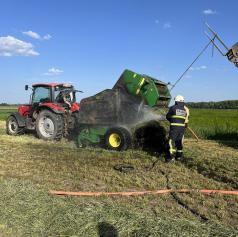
[38,105,65,114]
[9,112,26,127]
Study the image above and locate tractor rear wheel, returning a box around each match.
[36,110,64,141]
[105,127,131,151]
[6,115,24,135]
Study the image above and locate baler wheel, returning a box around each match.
[105,127,131,151]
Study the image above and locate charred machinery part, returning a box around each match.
[76,69,171,151]
[133,120,168,153]
[113,164,135,173]
[205,23,238,68]
[78,70,171,126]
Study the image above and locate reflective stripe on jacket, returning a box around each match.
[166,102,189,127]
[184,106,189,124]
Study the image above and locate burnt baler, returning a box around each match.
[76,69,171,151]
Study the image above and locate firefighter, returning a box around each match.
[166,95,189,162]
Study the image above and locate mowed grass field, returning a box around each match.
[0,106,237,236]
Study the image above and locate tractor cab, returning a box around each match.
[30,83,76,105]
[6,83,81,141]
[21,83,80,116]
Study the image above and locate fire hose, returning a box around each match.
[49,189,238,197]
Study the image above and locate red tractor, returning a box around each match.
[6,83,81,140]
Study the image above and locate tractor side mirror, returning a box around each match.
[25,85,29,91]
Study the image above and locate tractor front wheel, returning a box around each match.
[36,110,64,141]
[6,115,24,135]
[105,127,132,151]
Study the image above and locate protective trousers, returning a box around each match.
[169,126,184,159]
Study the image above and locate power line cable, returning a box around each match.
[170,39,214,91]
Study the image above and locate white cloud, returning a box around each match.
[44,67,63,76]
[22,30,52,40]
[155,19,159,24]
[163,22,171,29]
[200,65,207,69]
[0,36,39,57]
[43,34,52,40]
[23,30,41,39]
[203,9,217,15]
[190,65,207,71]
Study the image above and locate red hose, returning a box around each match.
[49,189,238,197]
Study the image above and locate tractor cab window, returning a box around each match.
[54,87,64,102]
[32,86,51,103]
[55,87,74,104]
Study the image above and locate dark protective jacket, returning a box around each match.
[166,102,189,127]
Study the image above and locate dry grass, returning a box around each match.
[0,118,238,236]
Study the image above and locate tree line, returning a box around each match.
[1,101,238,109]
[0,103,19,106]
[186,100,238,109]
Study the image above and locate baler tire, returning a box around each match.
[6,115,25,135]
[36,110,64,141]
[105,127,131,151]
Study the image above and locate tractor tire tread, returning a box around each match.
[36,110,64,141]
[6,115,25,136]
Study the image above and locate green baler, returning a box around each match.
[76,69,171,151]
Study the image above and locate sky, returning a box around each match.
[0,0,238,104]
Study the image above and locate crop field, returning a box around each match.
[188,109,238,145]
[0,106,237,236]
[0,107,17,121]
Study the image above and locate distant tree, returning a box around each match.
[186,100,238,109]
[0,103,9,106]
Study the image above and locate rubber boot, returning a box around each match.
[175,151,183,161]
[165,153,175,163]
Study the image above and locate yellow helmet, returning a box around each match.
[175,95,184,102]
